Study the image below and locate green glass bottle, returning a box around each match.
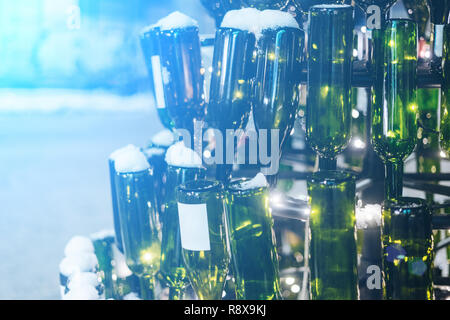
[160,165,207,300]
[208,25,255,181]
[382,197,434,300]
[253,22,305,183]
[140,14,206,135]
[115,165,161,300]
[371,19,418,200]
[225,176,282,300]
[441,24,450,155]
[307,171,359,300]
[177,180,231,300]
[208,27,255,133]
[306,4,354,170]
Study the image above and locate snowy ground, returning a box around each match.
[0,90,162,299]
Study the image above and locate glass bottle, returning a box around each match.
[160,165,207,300]
[306,4,354,170]
[177,180,231,300]
[307,171,359,300]
[253,22,305,184]
[225,178,282,300]
[371,19,418,200]
[382,197,434,300]
[140,17,206,135]
[115,168,161,300]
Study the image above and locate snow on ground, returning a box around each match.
[0,90,162,299]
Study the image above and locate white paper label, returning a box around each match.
[178,203,210,251]
[151,55,166,109]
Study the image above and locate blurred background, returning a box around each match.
[0,0,214,299]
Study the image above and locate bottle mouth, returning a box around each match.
[383,197,428,210]
[307,170,356,186]
[179,179,222,193]
[226,177,268,194]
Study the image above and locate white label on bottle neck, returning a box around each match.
[151,55,166,109]
[178,203,210,251]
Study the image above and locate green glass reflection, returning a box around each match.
[115,169,161,300]
[160,165,207,300]
[416,88,441,203]
[441,24,450,155]
[225,180,282,300]
[307,171,359,300]
[382,197,434,300]
[371,19,418,200]
[306,5,354,163]
[177,180,230,300]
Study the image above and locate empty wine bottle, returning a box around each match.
[307,171,359,300]
[161,142,207,300]
[253,11,305,184]
[306,4,354,170]
[208,12,257,181]
[371,19,418,200]
[140,12,206,135]
[109,145,141,254]
[226,174,282,300]
[114,149,161,300]
[177,180,231,300]
[382,197,434,300]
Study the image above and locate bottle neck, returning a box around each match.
[385,161,404,201]
[318,156,337,171]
